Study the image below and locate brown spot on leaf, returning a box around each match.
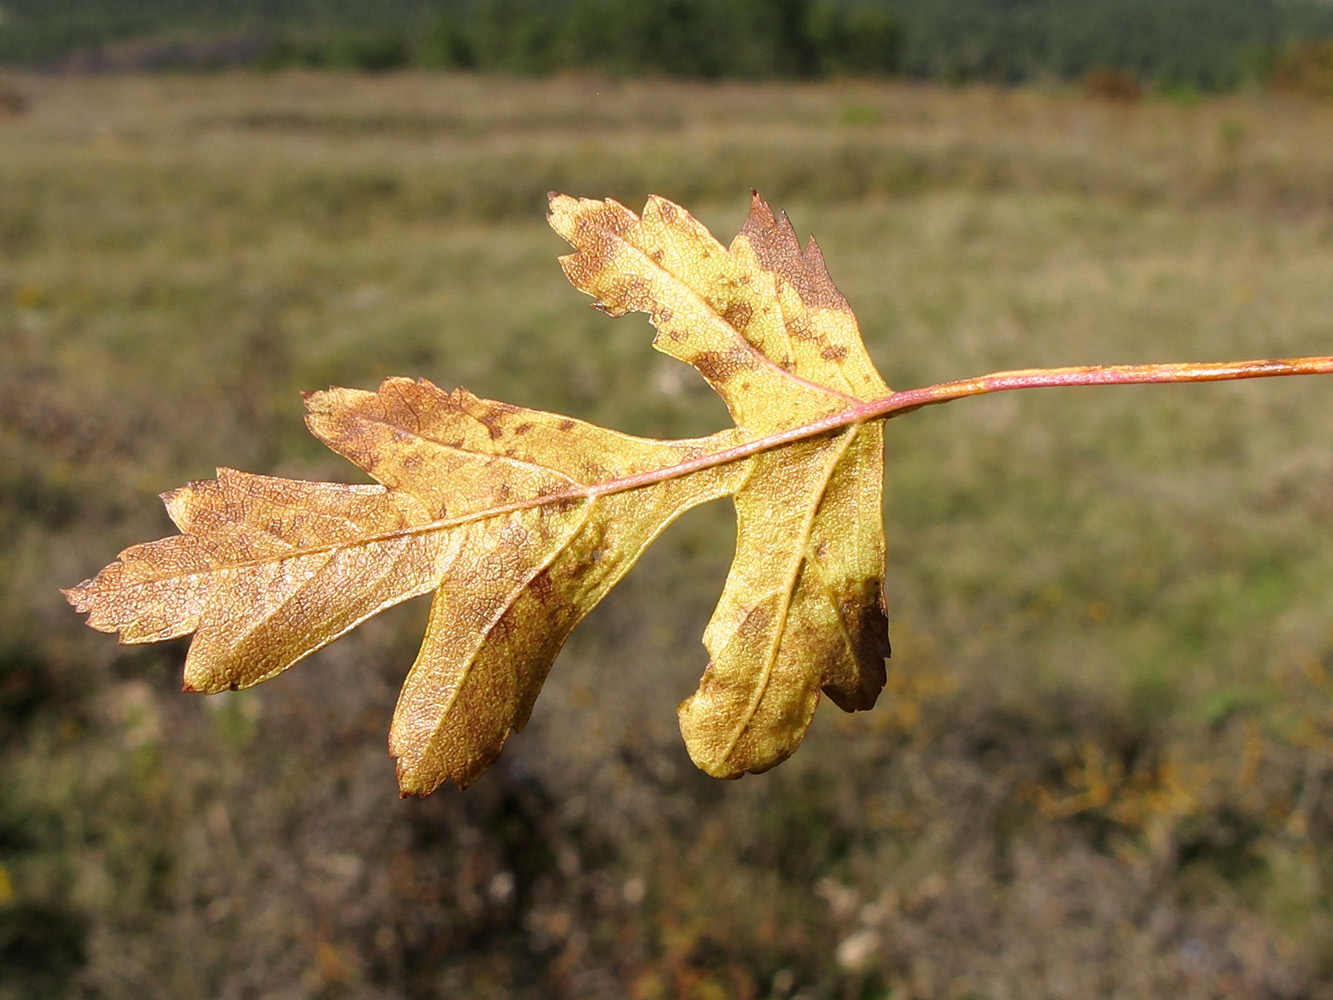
[528,568,556,603]
[693,350,744,386]
[786,317,815,342]
[735,602,773,643]
[559,419,575,432]
[821,345,848,362]
[722,300,753,333]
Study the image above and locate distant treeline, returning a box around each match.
[4,0,1333,92]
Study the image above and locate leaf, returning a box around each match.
[59,191,1333,792]
[65,191,890,792]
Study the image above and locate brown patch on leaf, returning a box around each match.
[822,587,891,712]
[692,350,745,386]
[721,300,754,334]
[740,192,850,313]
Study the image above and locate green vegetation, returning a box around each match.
[4,72,1333,997]
[5,0,1333,92]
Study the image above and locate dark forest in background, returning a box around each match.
[4,0,1333,91]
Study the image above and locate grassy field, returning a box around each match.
[3,71,1333,999]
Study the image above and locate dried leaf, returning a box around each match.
[68,192,894,792]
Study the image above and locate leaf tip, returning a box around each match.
[301,387,336,415]
[546,191,578,224]
[61,582,91,612]
[394,762,449,798]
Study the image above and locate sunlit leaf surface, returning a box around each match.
[66,192,900,792]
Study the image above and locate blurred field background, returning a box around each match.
[3,65,1333,999]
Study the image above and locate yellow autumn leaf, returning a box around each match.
[65,192,891,791]
[66,191,1333,793]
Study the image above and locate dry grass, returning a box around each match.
[2,71,1333,999]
